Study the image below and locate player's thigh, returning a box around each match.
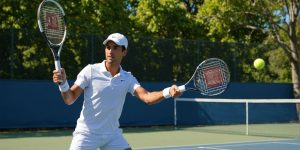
[102,130,131,150]
[69,131,99,150]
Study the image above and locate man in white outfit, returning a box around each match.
[53,33,181,150]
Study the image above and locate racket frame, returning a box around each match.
[178,58,230,96]
[37,0,67,71]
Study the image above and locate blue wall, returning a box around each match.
[0,80,297,129]
[176,83,298,125]
[0,80,82,128]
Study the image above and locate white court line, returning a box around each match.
[175,98,300,103]
[135,145,201,150]
[194,140,300,150]
[210,140,300,148]
[136,147,231,150]
[212,141,280,148]
[135,143,237,150]
[197,146,231,150]
[271,141,300,146]
[135,139,297,150]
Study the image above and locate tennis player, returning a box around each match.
[53,33,181,150]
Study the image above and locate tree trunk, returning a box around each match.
[287,0,300,121]
[290,51,300,121]
[289,22,300,120]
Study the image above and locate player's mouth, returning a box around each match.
[107,56,114,59]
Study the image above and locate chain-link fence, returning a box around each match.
[0,28,277,82]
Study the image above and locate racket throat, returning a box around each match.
[50,46,62,70]
[53,54,60,61]
[50,46,61,60]
[54,55,60,61]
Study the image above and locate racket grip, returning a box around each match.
[54,60,63,84]
[54,60,62,71]
[178,85,186,93]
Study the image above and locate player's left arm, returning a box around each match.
[134,85,181,105]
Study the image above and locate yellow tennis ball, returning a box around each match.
[253,58,265,70]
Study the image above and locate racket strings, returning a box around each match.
[40,5,65,44]
[194,59,230,95]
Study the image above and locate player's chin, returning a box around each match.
[106,59,114,63]
[106,58,120,63]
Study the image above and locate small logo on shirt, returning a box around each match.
[120,79,125,82]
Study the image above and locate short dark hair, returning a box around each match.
[122,46,126,51]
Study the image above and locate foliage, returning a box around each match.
[131,0,205,39]
[0,0,298,84]
[195,0,269,43]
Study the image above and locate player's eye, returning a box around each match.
[113,46,119,49]
[105,45,120,51]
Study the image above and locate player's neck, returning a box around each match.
[105,61,120,77]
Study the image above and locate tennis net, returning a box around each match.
[174,98,300,138]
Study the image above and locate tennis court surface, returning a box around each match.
[0,125,299,150]
[131,98,300,150]
[136,139,300,150]
[1,98,299,150]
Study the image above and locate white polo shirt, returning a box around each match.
[74,60,140,134]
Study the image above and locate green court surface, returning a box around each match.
[1,125,297,150]
[123,126,297,149]
[0,130,73,150]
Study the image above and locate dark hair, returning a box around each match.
[122,46,126,51]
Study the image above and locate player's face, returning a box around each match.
[105,41,127,64]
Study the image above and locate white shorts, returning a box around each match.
[69,129,130,150]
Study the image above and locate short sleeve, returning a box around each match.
[128,75,140,96]
[74,64,91,89]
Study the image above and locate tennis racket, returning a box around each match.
[37,0,66,83]
[178,58,230,96]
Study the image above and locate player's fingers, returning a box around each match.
[53,71,61,77]
[53,72,60,79]
[175,85,182,97]
[174,85,180,92]
[53,70,62,84]
[53,69,60,75]
[60,68,67,81]
[53,76,61,84]
[170,85,181,98]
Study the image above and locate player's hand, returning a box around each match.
[53,68,67,85]
[169,85,182,98]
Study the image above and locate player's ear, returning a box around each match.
[122,47,128,56]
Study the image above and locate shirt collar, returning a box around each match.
[99,60,125,76]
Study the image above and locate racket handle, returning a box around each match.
[54,60,61,71]
[178,85,186,93]
[54,60,63,84]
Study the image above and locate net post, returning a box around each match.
[246,100,249,135]
[297,103,300,122]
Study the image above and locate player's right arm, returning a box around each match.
[134,85,181,105]
[53,69,83,105]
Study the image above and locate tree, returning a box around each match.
[0,0,298,88]
[0,0,133,79]
[182,0,204,15]
[194,0,268,43]
[254,0,300,117]
[226,0,300,116]
[131,0,205,39]
[265,0,300,96]
[127,0,209,81]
